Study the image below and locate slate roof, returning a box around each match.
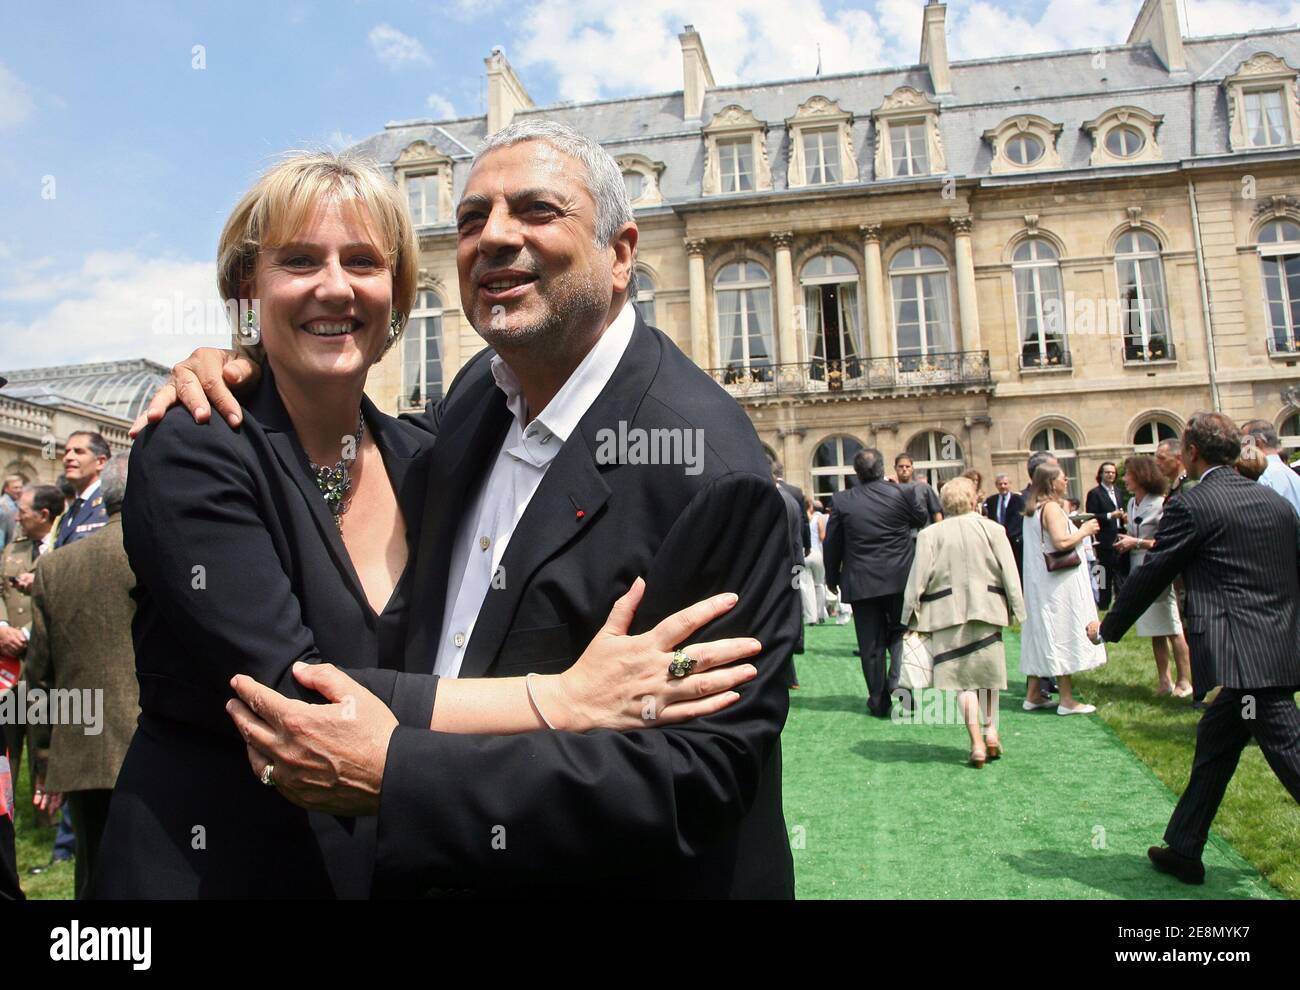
[348,25,1300,219]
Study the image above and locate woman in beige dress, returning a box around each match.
[901,477,1025,767]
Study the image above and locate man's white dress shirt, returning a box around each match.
[1260,453,1300,518]
[432,302,638,678]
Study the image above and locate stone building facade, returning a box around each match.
[352,0,1300,501]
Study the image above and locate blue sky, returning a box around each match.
[2,0,1298,367]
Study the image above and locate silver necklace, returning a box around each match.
[309,410,365,530]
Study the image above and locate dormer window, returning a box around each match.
[984,115,1063,174]
[623,171,644,201]
[1224,53,1300,153]
[394,140,453,228]
[872,87,945,180]
[615,154,665,208]
[785,96,857,188]
[702,105,771,196]
[1083,107,1164,167]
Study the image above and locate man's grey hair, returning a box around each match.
[68,431,111,461]
[476,119,634,248]
[1240,418,1280,450]
[1027,450,1057,476]
[1156,437,1182,456]
[99,453,129,514]
[994,472,1010,482]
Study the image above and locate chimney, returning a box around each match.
[679,25,716,121]
[919,2,952,95]
[485,47,535,134]
[1127,0,1186,73]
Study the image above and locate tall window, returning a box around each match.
[402,289,443,409]
[1281,411,1300,454]
[1244,90,1288,147]
[715,261,774,382]
[1014,239,1067,368]
[812,436,865,499]
[1260,219,1300,354]
[622,171,645,202]
[717,138,754,193]
[1115,231,1172,362]
[907,431,964,489]
[890,121,929,176]
[802,128,841,185]
[1031,426,1080,502]
[406,174,439,225]
[1133,418,1178,455]
[891,247,953,363]
[801,254,862,385]
[633,269,656,327]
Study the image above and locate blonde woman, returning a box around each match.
[96,152,759,898]
[901,477,1024,767]
[1019,464,1107,714]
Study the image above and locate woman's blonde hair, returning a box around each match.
[1023,463,1065,517]
[939,476,976,516]
[217,150,419,350]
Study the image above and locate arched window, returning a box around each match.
[1013,238,1066,368]
[1106,125,1145,158]
[715,261,774,382]
[811,436,865,500]
[1006,133,1044,166]
[622,171,645,202]
[801,254,863,386]
[1031,426,1080,503]
[633,269,656,327]
[1259,219,1300,354]
[1133,417,1178,455]
[402,289,443,410]
[1115,231,1172,363]
[1280,411,1300,455]
[890,247,953,364]
[907,430,964,489]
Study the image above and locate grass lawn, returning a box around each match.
[1087,632,1300,899]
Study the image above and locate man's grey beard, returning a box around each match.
[474,266,609,358]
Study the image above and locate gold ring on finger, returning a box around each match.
[668,650,697,678]
[260,763,277,788]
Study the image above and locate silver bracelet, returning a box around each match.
[525,672,558,730]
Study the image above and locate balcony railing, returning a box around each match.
[1121,334,1176,365]
[1267,335,1300,357]
[707,351,991,400]
[1020,344,1072,371]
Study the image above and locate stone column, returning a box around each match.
[771,231,797,367]
[685,239,710,367]
[859,223,890,360]
[950,215,981,353]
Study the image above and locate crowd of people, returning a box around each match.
[0,426,140,901]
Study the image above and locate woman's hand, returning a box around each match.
[1078,517,1101,539]
[1113,533,1138,553]
[535,578,762,732]
[129,347,261,436]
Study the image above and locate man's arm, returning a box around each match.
[823,501,844,592]
[371,471,799,894]
[1099,496,1199,642]
[24,561,53,779]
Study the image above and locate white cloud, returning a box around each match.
[368,24,432,68]
[0,252,230,368]
[0,61,35,130]
[486,0,1300,102]
[425,93,458,118]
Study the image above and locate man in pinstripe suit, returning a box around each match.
[1090,412,1300,885]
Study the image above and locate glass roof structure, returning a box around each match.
[0,360,169,422]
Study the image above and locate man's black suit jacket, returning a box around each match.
[983,491,1026,544]
[1085,484,1123,555]
[1100,467,1300,690]
[376,314,799,898]
[823,479,928,601]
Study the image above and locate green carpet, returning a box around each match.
[782,622,1280,899]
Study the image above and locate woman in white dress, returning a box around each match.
[1113,455,1193,697]
[801,496,828,623]
[1020,464,1107,714]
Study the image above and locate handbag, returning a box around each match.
[1039,504,1081,572]
[898,630,934,689]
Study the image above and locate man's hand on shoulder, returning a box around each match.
[130,347,261,437]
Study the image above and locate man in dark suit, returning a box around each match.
[164,120,798,897]
[27,454,140,899]
[984,472,1025,575]
[824,448,928,716]
[1091,412,1300,885]
[774,462,810,558]
[1085,461,1127,609]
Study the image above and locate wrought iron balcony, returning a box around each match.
[1019,343,1072,371]
[706,351,991,400]
[1121,334,1176,365]
[1266,335,1300,357]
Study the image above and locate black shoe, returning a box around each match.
[1148,845,1205,885]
